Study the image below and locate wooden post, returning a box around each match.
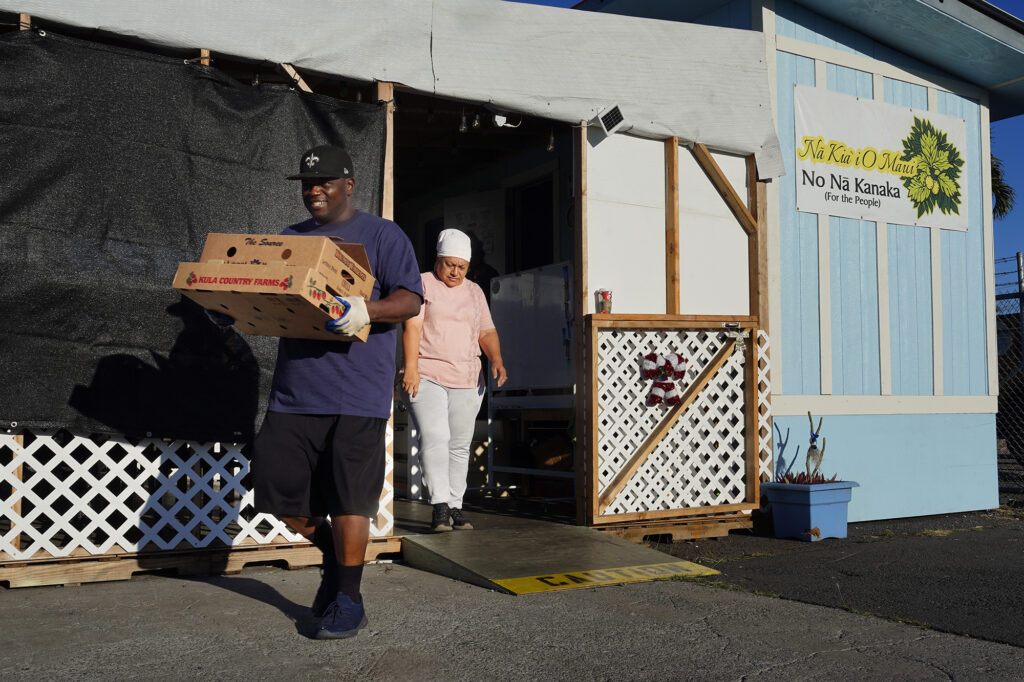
[746,156,760,324]
[199,49,210,67]
[376,81,395,221]
[690,143,757,236]
[573,122,590,525]
[377,81,396,541]
[746,156,771,485]
[743,328,760,503]
[19,13,29,29]
[665,138,680,315]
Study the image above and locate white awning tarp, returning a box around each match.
[2,0,784,177]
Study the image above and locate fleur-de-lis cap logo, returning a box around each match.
[304,153,320,168]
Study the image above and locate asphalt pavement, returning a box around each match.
[2,505,1024,681]
[659,505,1024,649]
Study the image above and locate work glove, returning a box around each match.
[205,309,235,327]
[325,296,370,335]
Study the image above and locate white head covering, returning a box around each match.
[436,228,473,262]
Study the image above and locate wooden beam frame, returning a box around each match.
[597,337,738,514]
[690,143,757,236]
[593,501,759,525]
[665,138,680,314]
[376,81,395,221]
[573,122,590,525]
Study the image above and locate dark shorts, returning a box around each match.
[251,411,387,519]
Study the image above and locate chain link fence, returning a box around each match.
[996,254,1024,504]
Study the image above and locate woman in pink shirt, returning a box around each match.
[401,229,507,532]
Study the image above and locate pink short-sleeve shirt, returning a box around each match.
[414,272,495,389]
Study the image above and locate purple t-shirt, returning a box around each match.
[267,210,423,419]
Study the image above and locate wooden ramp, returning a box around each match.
[399,516,717,595]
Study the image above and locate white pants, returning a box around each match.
[406,379,484,508]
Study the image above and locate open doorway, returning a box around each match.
[391,91,576,528]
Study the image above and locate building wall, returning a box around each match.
[767,0,998,518]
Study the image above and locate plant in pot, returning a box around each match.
[760,412,858,541]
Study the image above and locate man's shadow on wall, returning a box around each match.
[69,297,259,442]
[69,297,317,634]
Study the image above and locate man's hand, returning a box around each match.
[326,296,370,335]
[205,309,235,327]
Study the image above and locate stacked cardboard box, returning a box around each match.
[172,233,375,342]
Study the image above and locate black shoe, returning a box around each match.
[311,560,339,617]
[449,507,473,530]
[315,593,367,640]
[431,503,452,532]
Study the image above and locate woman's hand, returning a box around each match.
[491,362,507,388]
[402,367,420,397]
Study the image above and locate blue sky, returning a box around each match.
[506,0,1024,267]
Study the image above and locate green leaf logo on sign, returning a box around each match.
[900,117,965,218]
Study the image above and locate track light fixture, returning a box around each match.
[459,110,467,133]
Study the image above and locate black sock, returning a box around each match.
[306,521,335,563]
[337,563,364,603]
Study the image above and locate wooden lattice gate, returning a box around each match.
[579,316,772,540]
[0,427,399,587]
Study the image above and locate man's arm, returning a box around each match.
[366,288,421,324]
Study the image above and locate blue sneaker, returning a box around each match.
[311,561,339,617]
[315,593,367,640]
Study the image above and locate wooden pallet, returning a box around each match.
[596,512,752,543]
[0,537,402,589]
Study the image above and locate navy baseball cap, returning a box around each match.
[287,145,354,180]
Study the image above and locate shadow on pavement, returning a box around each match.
[655,506,1024,648]
[177,574,321,638]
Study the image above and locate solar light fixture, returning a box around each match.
[595,103,627,135]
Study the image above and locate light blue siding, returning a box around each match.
[884,77,928,110]
[888,224,934,394]
[778,50,820,395]
[937,92,987,395]
[829,217,881,394]
[772,413,998,521]
[883,79,934,395]
[774,0,941,75]
[824,64,880,395]
[827,63,872,98]
[774,0,874,57]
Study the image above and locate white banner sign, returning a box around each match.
[794,85,968,230]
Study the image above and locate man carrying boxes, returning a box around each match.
[212,145,422,639]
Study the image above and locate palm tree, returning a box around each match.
[993,154,1015,220]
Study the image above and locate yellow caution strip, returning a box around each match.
[492,560,719,595]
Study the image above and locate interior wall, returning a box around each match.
[395,130,574,277]
[584,130,667,315]
[677,149,751,315]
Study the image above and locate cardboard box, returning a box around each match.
[172,233,375,342]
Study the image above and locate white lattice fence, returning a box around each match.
[757,330,773,484]
[1,425,394,562]
[594,327,763,516]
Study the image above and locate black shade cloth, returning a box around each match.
[0,31,386,441]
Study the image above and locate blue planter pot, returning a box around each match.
[760,481,859,541]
